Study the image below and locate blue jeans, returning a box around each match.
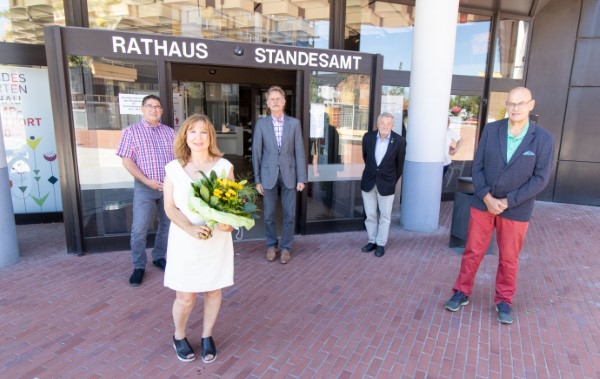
[130,180,170,269]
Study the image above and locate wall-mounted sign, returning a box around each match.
[60,27,373,74]
[0,66,62,214]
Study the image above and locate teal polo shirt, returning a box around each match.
[507,121,529,161]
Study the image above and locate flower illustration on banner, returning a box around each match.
[11,159,31,212]
[450,106,462,116]
[27,135,44,210]
[26,135,42,150]
[43,152,57,162]
[44,151,59,210]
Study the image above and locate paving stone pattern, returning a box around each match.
[1,201,599,378]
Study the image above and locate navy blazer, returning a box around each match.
[471,118,555,222]
[360,130,407,196]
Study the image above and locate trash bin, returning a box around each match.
[449,177,495,254]
[103,201,133,234]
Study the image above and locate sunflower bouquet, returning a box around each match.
[189,169,258,234]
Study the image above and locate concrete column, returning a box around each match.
[0,117,20,267]
[400,0,460,232]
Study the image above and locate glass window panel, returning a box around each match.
[443,94,481,193]
[487,91,509,123]
[87,0,329,48]
[68,56,160,237]
[1,65,63,214]
[381,85,408,136]
[307,71,370,221]
[493,19,530,79]
[453,13,491,76]
[345,1,414,71]
[0,0,65,44]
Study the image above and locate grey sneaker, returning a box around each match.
[496,301,513,324]
[445,291,469,312]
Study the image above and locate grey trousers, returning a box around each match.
[361,187,395,247]
[130,180,170,269]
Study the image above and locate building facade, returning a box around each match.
[1,0,598,254]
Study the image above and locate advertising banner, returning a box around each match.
[0,66,62,214]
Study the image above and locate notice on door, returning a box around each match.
[118,94,146,115]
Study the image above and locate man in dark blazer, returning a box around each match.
[445,87,555,324]
[360,112,407,258]
[252,86,307,265]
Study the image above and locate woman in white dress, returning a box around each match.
[163,114,235,363]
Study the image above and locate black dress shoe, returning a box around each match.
[361,242,377,252]
[152,258,166,271]
[129,268,145,286]
[374,245,385,257]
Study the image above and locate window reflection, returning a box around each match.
[69,56,160,237]
[0,0,65,44]
[493,19,529,79]
[345,1,414,70]
[345,3,491,76]
[453,13,491,76]
[443,94,481,194]
[307,71,370,221]
[381,85,408,137]
[487,91,509,123]
[87,0,330,48]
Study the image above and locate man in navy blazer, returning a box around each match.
[252,86,307,265]
[445,87,555,324]
[360,112,407,257]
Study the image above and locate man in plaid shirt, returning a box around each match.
[116,95,175,286]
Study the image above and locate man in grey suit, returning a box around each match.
[252,86,307,264]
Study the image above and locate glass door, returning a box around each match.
[68,56,160,244]
[306,71,371,226]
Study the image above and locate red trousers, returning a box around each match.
[453,207,529,306]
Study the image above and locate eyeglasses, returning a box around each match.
[506,100,532,110]
[144,105,163,110]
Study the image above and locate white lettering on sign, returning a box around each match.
[112,36,208,59]
[110,35,362,70]
[255,48,362,70]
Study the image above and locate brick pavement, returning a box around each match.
[1,201,599,378]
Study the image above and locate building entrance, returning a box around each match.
[45,26,376,254]
[171,64,297,241]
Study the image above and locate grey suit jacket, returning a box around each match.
[252,115,307,190]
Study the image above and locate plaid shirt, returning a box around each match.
[272,115,284,149]
[116,119,175,182]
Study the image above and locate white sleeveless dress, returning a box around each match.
[163,158,234,293]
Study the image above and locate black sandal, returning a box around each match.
[201,336,217,363]
[173,336,196,362]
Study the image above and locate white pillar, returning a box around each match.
[400,0,460,232]
[0,116,20,267]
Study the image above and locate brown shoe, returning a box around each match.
[280,249,291,264]
[266,247,277,262]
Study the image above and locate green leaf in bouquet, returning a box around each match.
[238,179,248,186]
[209,195,219,207]
[210,170,218,182]
[243,202,257,213]
[191,183,200,197]
[200,171,211,183]
[200,185,210,202]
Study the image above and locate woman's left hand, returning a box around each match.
[215,223,234,232]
